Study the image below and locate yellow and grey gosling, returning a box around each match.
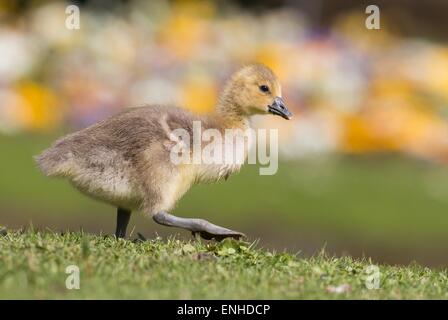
[35,64,292,240]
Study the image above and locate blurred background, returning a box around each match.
[2,0,448,266]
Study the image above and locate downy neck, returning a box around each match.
[213,87,250,130]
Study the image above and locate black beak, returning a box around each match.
[268,97,292,120]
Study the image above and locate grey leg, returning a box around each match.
[115,207,131,238]
[153,211,245,241]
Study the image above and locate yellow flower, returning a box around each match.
[14,81,62,131]
[159,1,215,59]
[180,74,217,113]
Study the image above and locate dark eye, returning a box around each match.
[259,85,270,93]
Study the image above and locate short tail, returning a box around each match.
[34,145,72,177]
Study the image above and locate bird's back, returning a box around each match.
[36,105,195,174]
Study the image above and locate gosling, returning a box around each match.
[35,64,292,241]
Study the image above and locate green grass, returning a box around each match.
[1,229,447,299]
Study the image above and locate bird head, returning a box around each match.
[219,64,292,120]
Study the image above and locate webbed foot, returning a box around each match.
[153,211,246,241]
